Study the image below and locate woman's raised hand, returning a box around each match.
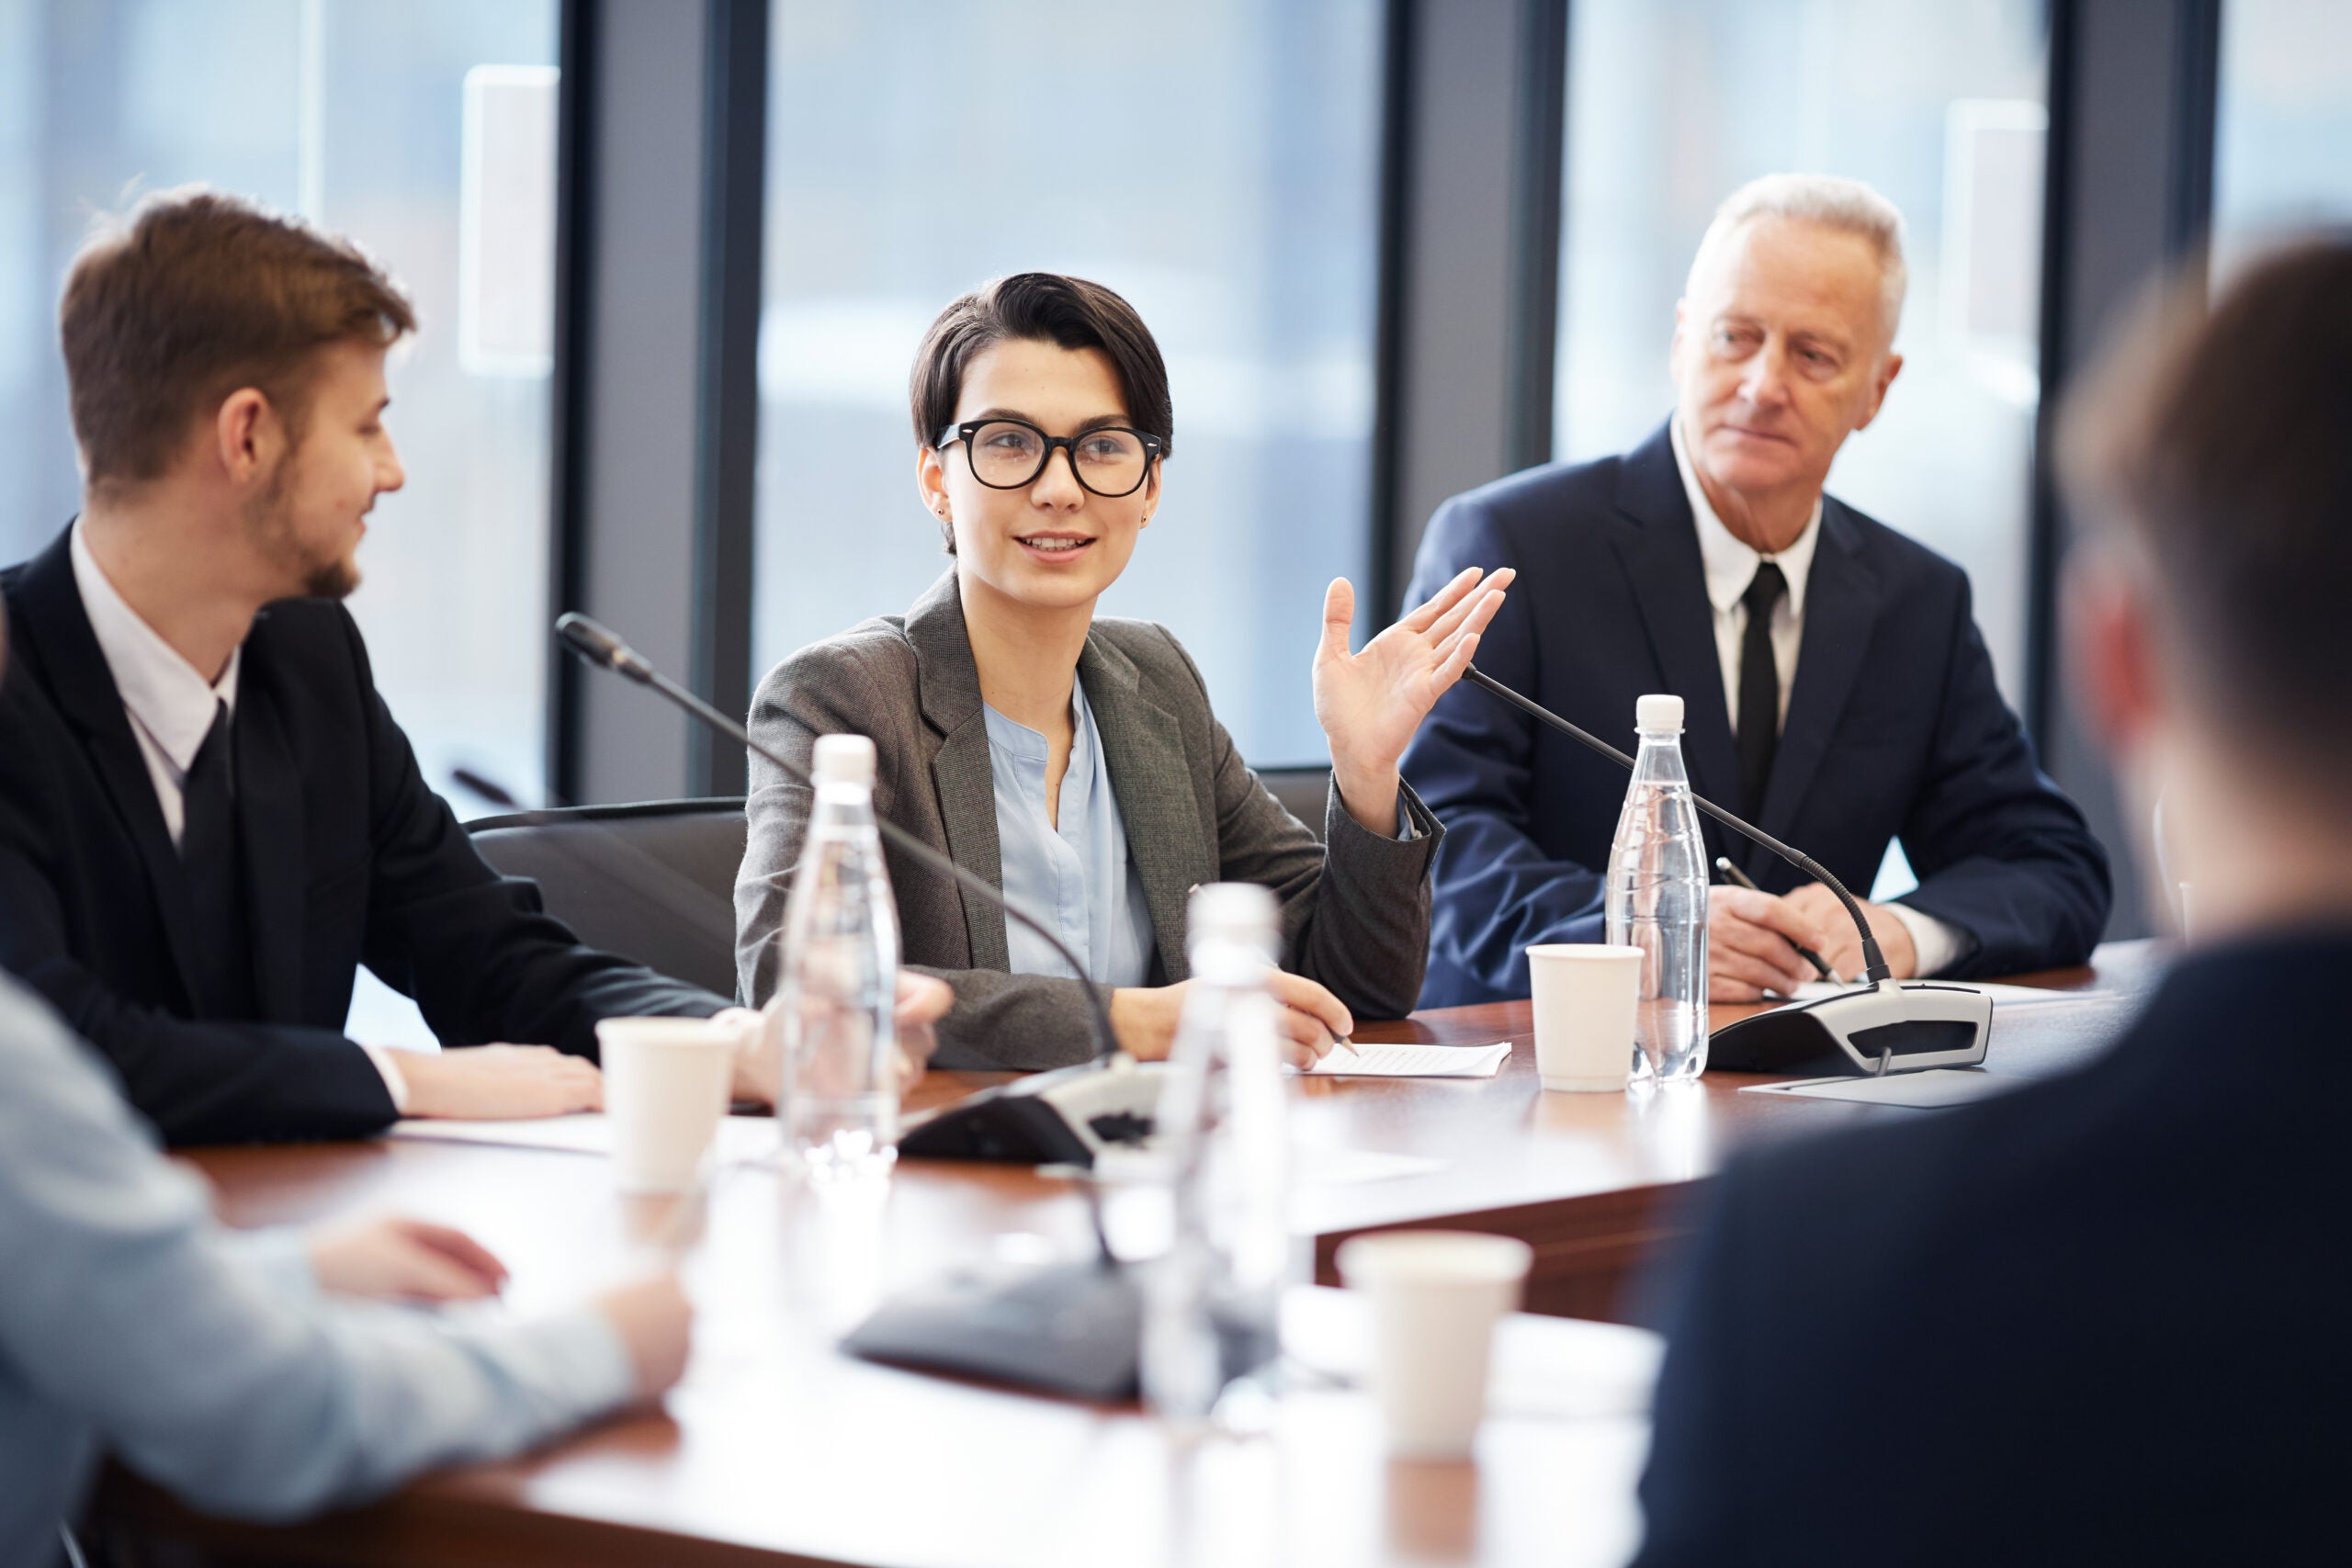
[1311,567,1514,832]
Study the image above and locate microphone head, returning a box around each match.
[554,613,652,682]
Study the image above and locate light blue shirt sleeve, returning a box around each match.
[0,975,636,1561]
[983,674,1157,987]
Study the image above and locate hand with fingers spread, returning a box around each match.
[1110,969,1355,1067]
[307,1215,512,1303]
[1312,566,1516,834]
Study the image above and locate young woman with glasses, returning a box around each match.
[732,273,1510,1069]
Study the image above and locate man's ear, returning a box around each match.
[1853,352,1904,433]
[212,388,285,487]
[2064,544,2165,761]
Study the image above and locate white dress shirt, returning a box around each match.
[1668,424,1965,977]
[68,522,413,1107]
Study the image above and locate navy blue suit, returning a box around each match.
[0,525,727,1145]
[1400,422,2109,1004]
[1634,931,2352,1565]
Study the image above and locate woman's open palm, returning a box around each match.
[1312,566,1514,781]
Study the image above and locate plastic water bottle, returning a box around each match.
[1141,883,1295,1427]
[1606,694,1710,1084]
[776,734,901,1181]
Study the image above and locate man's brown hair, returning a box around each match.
[61,188,415,491]
[909,273,1172,552]
[2060,237,2352,773]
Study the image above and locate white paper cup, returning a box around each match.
[596,1017,737,1193]
[1337,1230,1534,1461]
[1526,942,1642,1091]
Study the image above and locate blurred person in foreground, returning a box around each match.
[1402,174,2109,1004]
[1632,238,2352,1563]
[0,187,947,1143]
[0,584,694,1568]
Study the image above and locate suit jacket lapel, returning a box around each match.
[232,640,306,1021]
[1605,426,1744,834]
[1758,501,1882,853]
[6,527,208,1010]
[905,571,1009,971]
[1079,631,1209,986]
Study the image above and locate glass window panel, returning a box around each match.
[2213,0,2352,276]
[753,0,1383,766]
[0,0,558,807]
[1551,0,2048,705]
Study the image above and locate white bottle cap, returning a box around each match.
[1189,882,1278,954]
[812,733,876,786]
[1635,694,1684,733]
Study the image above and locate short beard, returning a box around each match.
[243,459,361,601]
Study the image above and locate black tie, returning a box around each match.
[1736,561,1788,820]
[180,700,257,1020]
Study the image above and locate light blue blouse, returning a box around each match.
[981,675,1157,987]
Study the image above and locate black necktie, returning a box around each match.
[180,699,257,1020]
[1736,561,1788,820]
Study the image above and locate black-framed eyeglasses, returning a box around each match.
[934,418,1164,498]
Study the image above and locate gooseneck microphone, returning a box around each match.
[558,612,1155,1402]
[1459,663,1993,1077]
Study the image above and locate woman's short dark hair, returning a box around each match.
[910,273,1172,550]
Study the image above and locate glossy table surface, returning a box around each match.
[108,942,2165,1565]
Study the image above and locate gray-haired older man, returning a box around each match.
[1401,174,2109,1006]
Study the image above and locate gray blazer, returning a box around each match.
[735,569,1444,1070]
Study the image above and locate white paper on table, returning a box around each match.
[1740,1068,2018,1109]
[388,1112,781,1166]
[1788,979,2116,1008]
[1300,1041,1513,1078]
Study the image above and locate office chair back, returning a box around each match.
[1255,765,1332,842]
[467,798,747,999]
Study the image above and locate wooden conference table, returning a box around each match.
[101,942,2161,1566]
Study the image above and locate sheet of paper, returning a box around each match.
[1787,979,2117,1008]
[389,1112,781,1166]
[1740,1068,2018,1109]
[1302,1041,1513,1078]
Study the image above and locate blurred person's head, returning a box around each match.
[2061,237,2352,936]
[910,273,1170,622]
[1669,174,1907,550]
[62,188,412,601]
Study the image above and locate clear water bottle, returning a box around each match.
[1606,694,1711,1084]
[1141,883,1295,1427]
[776,734,901,1182]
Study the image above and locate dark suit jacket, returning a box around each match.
[1633,931,2352,1565]
[0,526,726,1145]
[735,569,1443,1070]
[1399,421,2110,1004]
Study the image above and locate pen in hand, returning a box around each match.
[1713,856,1839,985]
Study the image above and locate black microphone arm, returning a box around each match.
[553,614,1125,1066]
[1460,664,1891,984]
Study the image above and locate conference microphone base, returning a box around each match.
[1708,979,1995,1078]
[842,1260,1143,1402]
[898,1057,1170,1168]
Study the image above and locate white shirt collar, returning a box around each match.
[69,518,241,773]
[1670,417,1824,621]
